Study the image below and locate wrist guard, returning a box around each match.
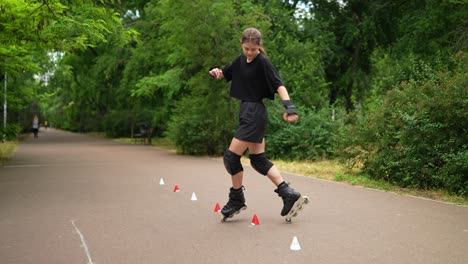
[282,100,297,115]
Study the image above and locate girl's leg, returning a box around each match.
[249,138,302,217]
[227,137,288,187]
[248,138,284,187]
[220,138,250,218]
[227,138,250,189]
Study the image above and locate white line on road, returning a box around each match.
[71,220,94,264]
[4,162,119,168]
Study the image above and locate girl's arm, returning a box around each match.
[277,86,290,100]
[277,86,299,123]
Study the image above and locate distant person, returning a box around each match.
[209,28,308,223]
[32,115,39,138]
[44,120,48,130]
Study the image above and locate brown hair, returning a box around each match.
[241,28,266,55]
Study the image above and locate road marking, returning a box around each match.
[4,162,118,168]
[71,220,94,264]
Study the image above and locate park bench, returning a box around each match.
[133,126,153,145]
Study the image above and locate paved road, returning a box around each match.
[0,128,467,264]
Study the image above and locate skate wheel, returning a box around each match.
[303,197,310,204]
[221,214,232,222]
[285,218,292,224]
[292,212,298,217]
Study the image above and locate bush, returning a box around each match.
[339,55,467,195]
[266,105,341,160]
[0,124,22,141]
[436,150,468,196]
[168,83,341,159]
[167,80,237,156]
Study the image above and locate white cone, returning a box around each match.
[290,236,301,251]
[191,192,198,201]
[159,178,165,185]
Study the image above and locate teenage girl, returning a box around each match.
[209,28,305,220]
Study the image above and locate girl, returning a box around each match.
[209,28,307,222]
[32,115,39,138]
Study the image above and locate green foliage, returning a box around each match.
[131,68,183,99]
[339,55,467,195]
[3,0,467,196]
[272,35,328,109]
[266,105,341,161]
[167,74,237,155]
[0,124,22,141]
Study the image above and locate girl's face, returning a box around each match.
[242,42,260,62]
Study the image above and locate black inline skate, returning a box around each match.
[221,186,247,222]
[275,182,309,223]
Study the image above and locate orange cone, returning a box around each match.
[214,203,221,213]
[251,214,260,225]
[173,185,180,192]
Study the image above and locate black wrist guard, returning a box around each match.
[282,100,296,115]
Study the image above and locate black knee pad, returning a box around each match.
[223,150,243,175]
[249,153,273,175]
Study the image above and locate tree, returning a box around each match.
[1,0,138,136]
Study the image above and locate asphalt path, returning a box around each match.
[0,128,467,264]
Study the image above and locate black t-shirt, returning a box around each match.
[222,53,283,101]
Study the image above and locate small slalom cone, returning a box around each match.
[191,192,198,201]
[290,236,301,251]
[159,178,165,185]
[251,214,260,225]
[214,203,221,213]
[173,185,180,192]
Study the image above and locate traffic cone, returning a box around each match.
[159,178,165,185]
[251,214,260,225]
[290,236,301,251]
[191,192,198,201]
[214,203,221,213]
[173,185,180,192]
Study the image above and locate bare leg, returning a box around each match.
[247,138,284,187]
[265,166,284,187]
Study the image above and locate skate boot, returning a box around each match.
[221,186,247,222]
[274,182,309,223]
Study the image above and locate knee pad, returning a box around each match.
[249,153,273,175]
[223,150,243,175]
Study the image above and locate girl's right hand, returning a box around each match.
[283,113,299,123]
[209,68,223,79]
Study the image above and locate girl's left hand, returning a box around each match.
[283,113,299,123]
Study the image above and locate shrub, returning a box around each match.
[167,81,237,156]
[266,104,340,160]
[0,124,22,141]
[339,55,467,195]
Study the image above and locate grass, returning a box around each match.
[0,141,17,165]
[273,159,467,206]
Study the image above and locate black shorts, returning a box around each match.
[234,101,267,144]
